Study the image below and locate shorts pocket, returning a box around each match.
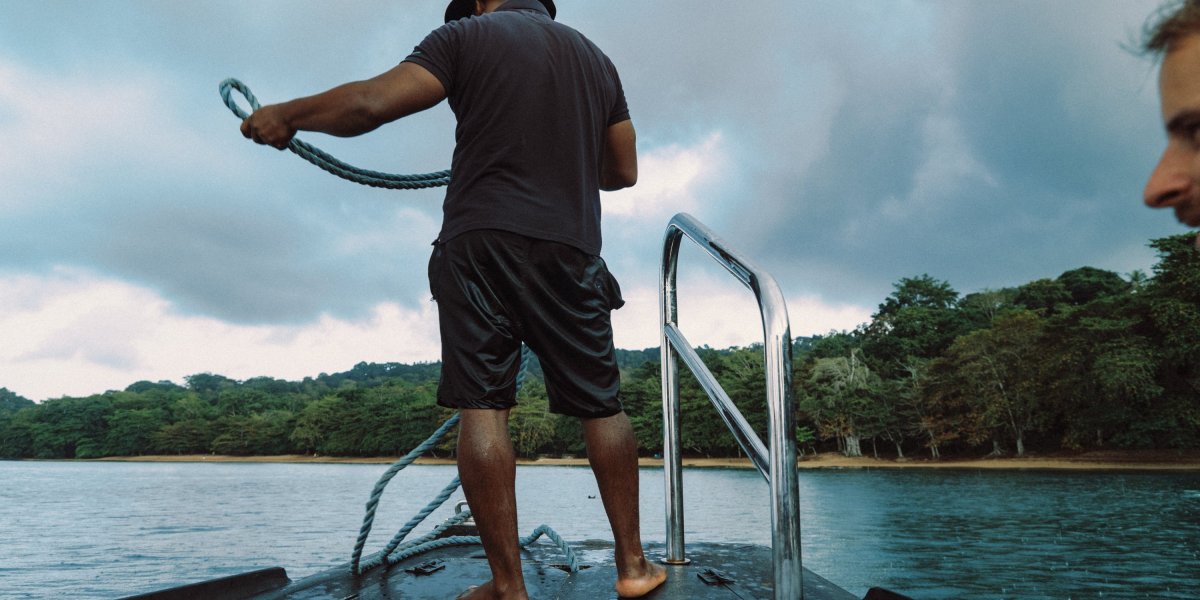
[597,259,625,311]
[427,242,444,302]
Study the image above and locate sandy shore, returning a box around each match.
[90,451,1200,471]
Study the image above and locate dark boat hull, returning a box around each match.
[124,540,859,600]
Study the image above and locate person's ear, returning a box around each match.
[474,1,484,16]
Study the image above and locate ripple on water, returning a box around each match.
[2,463,1198,599]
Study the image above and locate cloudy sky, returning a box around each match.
[0,0,1185,401]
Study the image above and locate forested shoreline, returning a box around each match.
[2,234,1196,461]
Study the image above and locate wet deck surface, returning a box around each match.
[247,541,858,600]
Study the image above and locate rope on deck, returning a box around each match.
[388,523,581,573]
[350,419,463,574]
[349,345,562,575]
[219,78,451,190]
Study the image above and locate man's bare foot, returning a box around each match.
[615,559,668,598]
[455,580,529,600]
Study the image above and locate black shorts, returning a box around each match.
[428,229,625,418]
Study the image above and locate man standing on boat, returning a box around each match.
[239,1,667,598]
[1144,0,1200,249]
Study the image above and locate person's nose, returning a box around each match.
[1144,144,1192,209]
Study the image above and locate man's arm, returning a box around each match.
[241,62,447,149]
[600,119,637,191]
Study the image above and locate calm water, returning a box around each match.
[0,461,1197,599]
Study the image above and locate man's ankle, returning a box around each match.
[491,579,528,599]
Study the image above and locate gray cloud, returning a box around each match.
[0,0,1182,331]
[585,1,1171,305]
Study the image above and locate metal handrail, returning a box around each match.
[659,212,802,599]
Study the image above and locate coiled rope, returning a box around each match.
[350,345,578,576]
[218,78,451,190]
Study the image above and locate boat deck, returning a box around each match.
[125,540,859,600]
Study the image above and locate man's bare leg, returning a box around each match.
[582,412,668,598]
[456,408,528,600]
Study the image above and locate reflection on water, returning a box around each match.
[0,462,1196,599]
[799,469,1200,599]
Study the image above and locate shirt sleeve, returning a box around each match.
[403,23,459,97]
[605,56,630,126]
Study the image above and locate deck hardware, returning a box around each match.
[698,568,736,586]
[549,563,591,573]
[404,559,445,576]
[452,500,477,526]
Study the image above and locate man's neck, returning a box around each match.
[480,0,506,16]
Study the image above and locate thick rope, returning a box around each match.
[351,345,540,575]
[350,417,462,573]
[356,500,473,572]
[219,78,451,190]
[387,523,580,573]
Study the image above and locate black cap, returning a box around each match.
[444,0,556,23]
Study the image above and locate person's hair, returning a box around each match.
[1144,0,1200,55]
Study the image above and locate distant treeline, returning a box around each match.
[1,234,1196,461]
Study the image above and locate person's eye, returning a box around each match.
[1181,122,1200,147]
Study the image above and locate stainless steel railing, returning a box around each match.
[659,212,802,599]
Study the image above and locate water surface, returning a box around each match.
[1,461,1196,599]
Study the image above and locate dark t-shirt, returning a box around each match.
[404,0,629,255]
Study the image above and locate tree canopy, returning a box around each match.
[2,234,1197,461]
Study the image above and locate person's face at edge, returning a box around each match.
[1145,34,1200,248]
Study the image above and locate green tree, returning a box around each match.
[1057,266,1131,306]
[1140,234,1200,447]
[0,409,38,458]
[799,349,881,457]
[354,383,447,456]
[807,330,862,360]
[860,275,969,379]
[621,361,664,454]
[1039,296,1161,449]
[915,356,983,458]
[674,348,742,457]
[355,386,411,456]
[211,410,295,455]
[941,311,1046,456]
[216,388,273,417]
[510,380,557,457]
[20,396,113,458]
[877,357,932,458]
[104,407,167,456]
[795,425,817,456]
[395,385,449,455]
[959,288,1018,328]
[714,346,769,450]
[314,391,372,456]
[210,416,256,455]
[877,274,959,315]
[0,388,35,413]
[184,373,237,400]
[1013,278,1071,315]
[125,380,186,394]
[168,395,217,422]
[1146,234,1200,353]
[1126,269,1150,293]
[0,389,36,455]
[153,419,215,455]
[290,395,342,455]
